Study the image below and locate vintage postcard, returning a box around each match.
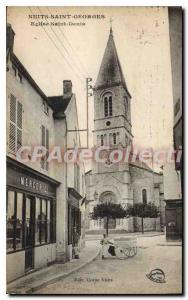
[6,6,183,295]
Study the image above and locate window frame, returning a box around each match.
[41,125,49,171]
[113,133,117,145]
[9,94,23,154]
[142,188,147,205]
[103,93,113,117]
[6,188,56,254]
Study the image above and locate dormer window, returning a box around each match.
[42,100,49,115]
[104,93,113,117]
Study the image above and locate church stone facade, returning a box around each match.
[85,28,164,233]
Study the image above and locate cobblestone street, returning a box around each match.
[36,236,182,294]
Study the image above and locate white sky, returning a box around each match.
[7,6,174,152]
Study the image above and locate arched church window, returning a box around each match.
[101,135,104,146]
[109,96,112,116]
[113,133,117,145]
[103,94,113,117]
[142,189,147,205]
[104,97,108,117]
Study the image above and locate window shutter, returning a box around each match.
[17,129,22,150]
[17,102,22,129]
[9,123,16,152]
[10,94,16,123]
[17,101,22,150]
[9,94,16,152]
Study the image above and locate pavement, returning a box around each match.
[7,240,101,295]
[36,235,182,295]
[7,232,182,295]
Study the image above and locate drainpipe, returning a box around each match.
[64,116,68,261]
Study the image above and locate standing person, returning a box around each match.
[73,227,80,259]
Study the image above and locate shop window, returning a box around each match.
[7,191,15,252]
[7,191,56,254]
[51,201,56,243]
[16,193,23,250]
[9,94,22,153]
[41,125,49,171]
[7,191,24,252]
[41,199,47,243]
[35,197,55,245]
[35,198,41,245]
[47,201,51,243]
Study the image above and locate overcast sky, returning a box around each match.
[7,6,174,155]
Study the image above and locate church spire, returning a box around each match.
[110,17,113,36]
[94,27,131,97]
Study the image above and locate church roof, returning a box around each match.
[94,28,131,97]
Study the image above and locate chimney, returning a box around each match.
[6,23,15,55]
[63,80,72,99]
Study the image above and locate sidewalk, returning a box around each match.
[86,231,165,241]
[7,240,101,295]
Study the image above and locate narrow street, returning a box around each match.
[36,235,182,294]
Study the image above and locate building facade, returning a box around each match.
[6,24,86,282]
[163,7,182,240]
[85,28,164,233]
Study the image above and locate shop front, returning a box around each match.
[67,188,82,260]
[164,199,182,240]
[6,157,60,282]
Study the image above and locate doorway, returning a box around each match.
[25,195,35,271]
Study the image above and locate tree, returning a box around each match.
[91,202,126,236]
[127,202,159,234]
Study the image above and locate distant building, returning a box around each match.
[6,24,86,282]
[85,27,164,234]
[163,7,182,240]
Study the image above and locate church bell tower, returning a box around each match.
[93,27,133,171]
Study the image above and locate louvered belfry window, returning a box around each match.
[104,94,113,117]
[9,94,22,153]
[41,125,49,171]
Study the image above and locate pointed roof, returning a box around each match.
[95,29,131,97]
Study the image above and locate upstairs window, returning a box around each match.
[9,94,22,153]
[43,100,49,115]
[104,94,113,117]
[41,125,49,171]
